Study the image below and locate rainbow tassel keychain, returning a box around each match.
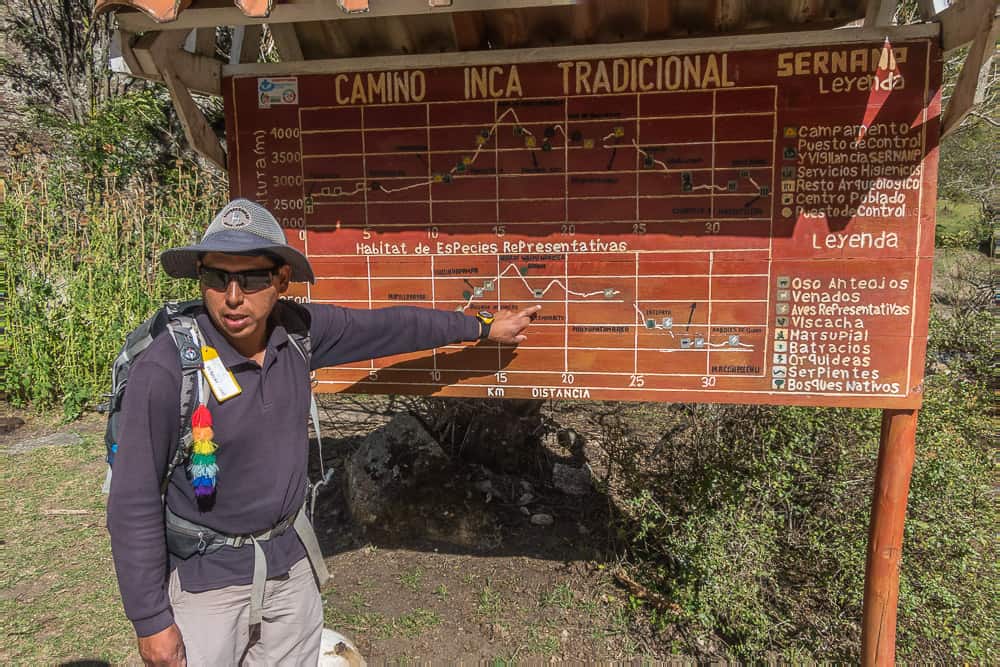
[189,404,219,499]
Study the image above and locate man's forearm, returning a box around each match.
[108,488,174,636]
[309,304,481,368]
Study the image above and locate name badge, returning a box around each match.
[201,346,242,402]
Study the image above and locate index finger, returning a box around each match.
[516,305,542,319]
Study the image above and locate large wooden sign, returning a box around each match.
[224,34,940,408]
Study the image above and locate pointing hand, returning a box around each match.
[487,305,541,344]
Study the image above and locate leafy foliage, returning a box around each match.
[604,307,997,661]
[31,88,177,185]
[1,161,222,418]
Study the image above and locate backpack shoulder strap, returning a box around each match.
[276,300,312,363]
[161,311,207,495]
[273,301,331,514]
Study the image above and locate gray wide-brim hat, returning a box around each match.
[160,198,315,283]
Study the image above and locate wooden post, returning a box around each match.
[861,408,919,666]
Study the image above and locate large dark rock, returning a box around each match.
[0,417,25,435]
[344,415,501,549]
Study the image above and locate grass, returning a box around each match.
[935,198,990,248]
[395,608,441,638]
[475,581,503,619]
[540,582,575,610]
[398,566,423,592]
[2,163,219,417]
[525,628,560,656]
[0,435,136,664]
[324,605,394,641]
[935,199,981,234]
[323,598,441,641]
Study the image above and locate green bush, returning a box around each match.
[30,88,175,185]
[1,161,222,418]
[610,309,997,661]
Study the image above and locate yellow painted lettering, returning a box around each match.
[335,74,350,104]
[489,66,504,97]
[350,75,367,104]
[557,61,573,95]
[575,61,592,94]
[638,57,654,90]
[592,60,610,93]
[505,65,522,97]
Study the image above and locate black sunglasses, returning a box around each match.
[198,266,277,293]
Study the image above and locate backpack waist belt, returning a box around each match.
[164,500,330,627]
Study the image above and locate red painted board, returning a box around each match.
[224,38,941,408]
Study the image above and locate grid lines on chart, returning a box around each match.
[296,87,778,231]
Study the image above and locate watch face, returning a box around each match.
[477,310,495,323]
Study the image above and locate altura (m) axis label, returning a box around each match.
[224,36,940,408]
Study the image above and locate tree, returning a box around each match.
[0,0,126,124]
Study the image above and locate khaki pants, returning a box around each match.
[168,557,323,666]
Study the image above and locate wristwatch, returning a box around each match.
[475,310,495,339]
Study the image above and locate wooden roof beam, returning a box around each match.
[193,27,217,57]
[111,30,151,79]
[115,0,578,32]
[937,0,1000,52]
[160,67,227,170]
[450,11,485,51]
[133,29,222,95]
[940,1,1000,137]
[318,20,353,58]
[643,1,672,38]
[230,24,263,64]
[145,31,226,170]
[269,23,304,61]
[225,23,939,76]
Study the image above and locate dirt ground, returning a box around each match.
[305,397,670,663]
[0,401,674,664]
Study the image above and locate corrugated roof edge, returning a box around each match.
[94,0,276,23]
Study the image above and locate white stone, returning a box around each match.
[318,628,366,666]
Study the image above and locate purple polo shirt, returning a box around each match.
[107,302,480,637]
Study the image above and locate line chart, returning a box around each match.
[303,248,771,382]
[300,93,776,215]
[629,301,756,353]
[308,105,563,199]
[458,261,621,310]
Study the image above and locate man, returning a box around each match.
[107,199,537,665]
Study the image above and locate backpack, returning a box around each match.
[100,300,332,507]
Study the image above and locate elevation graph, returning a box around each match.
[295,87,777,242]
